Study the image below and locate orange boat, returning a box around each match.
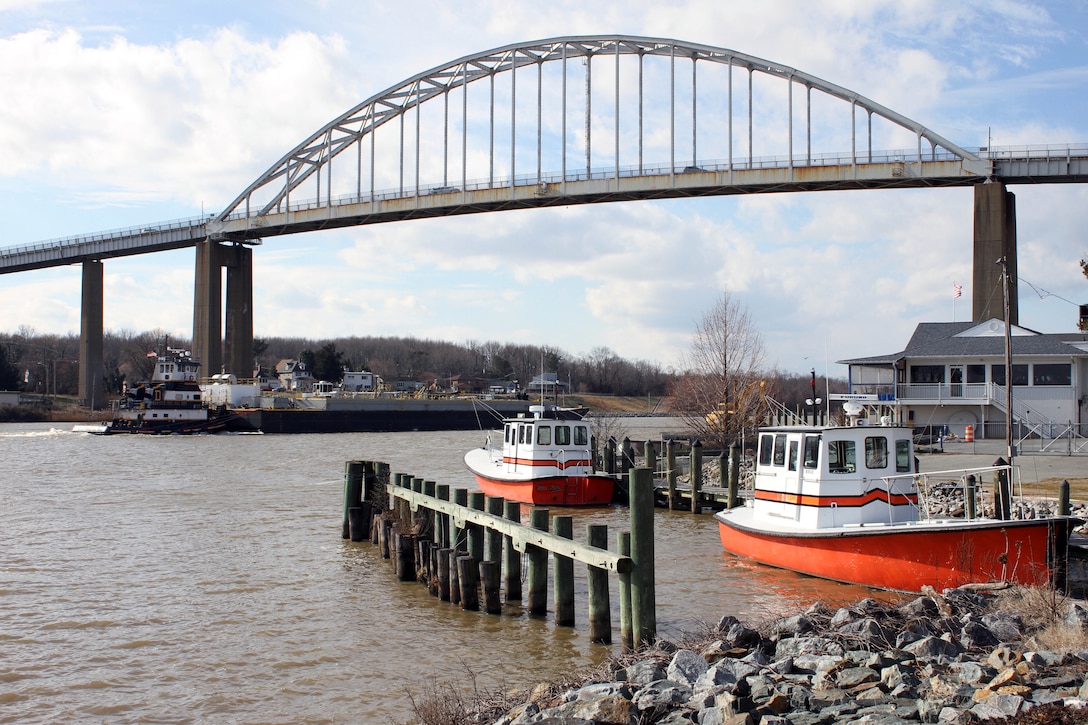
[714,421,1078,592]
[464,405,615,506]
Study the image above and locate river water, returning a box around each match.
[1,422,884,723]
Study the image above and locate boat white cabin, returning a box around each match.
[748,418,919,530]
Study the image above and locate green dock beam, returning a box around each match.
[629,466,656,645]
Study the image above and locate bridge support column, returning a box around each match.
[225,244,253,379]
[193,240,224,377]
[78,260,104,410]
[972,182,1018,324]
[193,240,254,377]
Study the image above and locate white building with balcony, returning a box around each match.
[838,319,1088,440]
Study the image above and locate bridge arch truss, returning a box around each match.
[213,35,985,239]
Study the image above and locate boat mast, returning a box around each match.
[999,256,1014,464]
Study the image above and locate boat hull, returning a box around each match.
[469,471,615,506]
[715,508,1075,592]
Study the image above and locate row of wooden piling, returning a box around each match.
[341,461,658,648]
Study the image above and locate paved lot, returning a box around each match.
[917,438,1088,486]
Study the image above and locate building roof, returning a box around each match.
[838,319,1088,366]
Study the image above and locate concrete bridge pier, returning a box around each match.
[972,182,1018,324]
[193,240,254,379]
[78,260,104,409]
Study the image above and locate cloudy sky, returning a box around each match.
[1,0,1087,377]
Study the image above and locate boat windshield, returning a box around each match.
[556,425,570,445]
[537,426,551,445]
[865,436,888,469]
[803,434,820,469]
[827,439,856,474]
[896,439,912,472]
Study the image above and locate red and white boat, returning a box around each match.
[464,405,615,506]
[714,420,1078,592]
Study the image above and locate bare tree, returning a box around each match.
[670,292,770,447]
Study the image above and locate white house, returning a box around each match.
[342,371,381,393]
[838,319,1088,440]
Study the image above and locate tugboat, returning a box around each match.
[73,348,252,435]
[714,417,1079,592]
[464,404,615,506]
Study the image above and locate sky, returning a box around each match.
[1,0,1088,378]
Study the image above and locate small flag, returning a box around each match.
[953,284,962,299]
[146,351,158,358]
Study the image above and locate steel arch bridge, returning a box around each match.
[6,35,1087,408]
[209,34,989,241]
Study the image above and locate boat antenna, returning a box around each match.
[999,256,1014,465]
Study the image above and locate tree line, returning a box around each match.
[2,298,845,443]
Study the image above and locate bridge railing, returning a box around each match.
[1,213,214,257]
[224,144,991,223]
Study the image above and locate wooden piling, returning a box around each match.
[415,537,431,583]
[448,549,461,605]
[728,443,740,510]
[604,437,616,475]
[618,531,632,650]
[395,533,415,582]
[437,547,452,600]
[1060,480,1071,517]
[348,506,369,542]
[486,497,504,566]
[587,524,611,644]
[527,508,549,616]
[504,501,522,601]
[690,441,703,513]
[468,492,485,562]
[630,467,657,645]
[379,517,392,558]
[428,542,441,596]
[479,561,501,614]
[621,437,633,475]
[453,488,468,550]
[436,483,450,548]
[457,555,479,611]
[666,439,677,510]
[644,440,656,476]
[342,460,364,538]
[553,515,575,627]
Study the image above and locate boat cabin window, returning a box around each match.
[827,440,856,473]
[788,441,799,471]
[896,439,912,472]
[555,425,571,445]
[803,435,820,469]
[519,424,529,445]
[537,426,551,445]
[864,436,888,470]
[505,424,514,444]
[758,434,773,466]
[574,425,589,446]
[772,434,787,466]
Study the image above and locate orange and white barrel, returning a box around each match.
[964,424,974,442]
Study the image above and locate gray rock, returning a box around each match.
[634,679,693,709]
[775,636,842,660]
[981,612,1023,641]
[970,693,1024,719]
[947,661,989,685]
[791,653,845,674]
[838,617,893,648]
[669,649,711,685]
[771,614,814,638]
[959,621,999,650]
[903,635,963,660]
[829,606,860,629]
[837,666,880,689]
[899,596,940,618]
[624,659,667,686]
[1065,602,1088,628]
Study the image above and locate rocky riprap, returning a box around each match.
[483,588,1088,725]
